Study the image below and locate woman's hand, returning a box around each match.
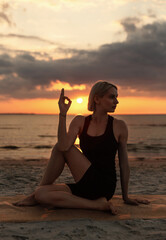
[124,197,150,205]
[58,88,72,115]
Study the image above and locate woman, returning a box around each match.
[14,81,149,214]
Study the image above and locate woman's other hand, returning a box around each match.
[58,88,72,115]
[124,197,150,205]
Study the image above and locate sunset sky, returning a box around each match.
[0,0,166,115]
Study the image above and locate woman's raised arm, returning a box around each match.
[57,88,83,152]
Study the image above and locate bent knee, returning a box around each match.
[51,143,66,155]
[63,144,79,156]
[52,143,59,153]
[52,143,72,153]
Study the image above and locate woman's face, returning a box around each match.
[96,87,119,112]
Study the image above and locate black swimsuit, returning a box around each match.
[67,114,118,200]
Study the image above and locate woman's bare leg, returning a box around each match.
[35,184,118,214]
[14,144,117,214]
[14,144,66,206]
[39,144,66,185]
[34,147,117,214]
[14,144,91,206]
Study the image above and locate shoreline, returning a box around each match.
[0,113,166,115]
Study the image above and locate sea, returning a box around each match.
[0,114,166,162]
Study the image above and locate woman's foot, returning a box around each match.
[108,201,118,215]
[13,193,38,206]
[95,197,118,215]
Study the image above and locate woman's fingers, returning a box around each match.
[64,96,72,104]
[135,199,150,204]
[58,89,63,104]
[124,197,150,206]
[59,88,64,102]
[58,88,72,114]
[60,88,64,97]
[59,89,72,104]
[124,198,139,205]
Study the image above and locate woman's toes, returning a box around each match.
[109,202,118,215]
[12,196,38,206]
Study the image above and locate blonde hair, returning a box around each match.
[88,81,117,111]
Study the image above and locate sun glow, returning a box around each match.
[76,98,83,104]
[45,80,86,91]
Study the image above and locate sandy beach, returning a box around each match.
[1,157,165,196]
[1,219,166,240]
[0,158,166,240]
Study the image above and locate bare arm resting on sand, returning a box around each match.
[118,120,150,205]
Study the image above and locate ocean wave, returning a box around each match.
[129,124,166,127]
[0,145,53,150]
[38,135,56,138]
[127,143,166,152]
[0,145,20,149]
[144,144,166,150]
[146,124,166,127]
[34,145,53,149]
[1,143,165,152]
[25,158,44,161]
[0,127,21,129]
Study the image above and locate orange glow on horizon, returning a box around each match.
[41,80,86,92]
[0,96,165,115]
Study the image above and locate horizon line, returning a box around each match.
[0,113,165,116]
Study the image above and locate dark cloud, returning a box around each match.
[0,54,13,74]
[120,17,140,33]
[0,34,57,45]
[0,44,52,60]
[0,20,166,99]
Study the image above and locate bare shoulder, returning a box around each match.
[113,117,128,142]
[69,115,85,135]
[113,118,128,131]
[71,115,85,125]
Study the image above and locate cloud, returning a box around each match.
[0,20,166,99]
[120,17,141,32]
[0,2,12,26]
[0,44,51,62]
[0,33,57,45]
[121,18,166,43]
[0,12,12,25]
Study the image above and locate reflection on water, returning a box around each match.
[0,114,165,161]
